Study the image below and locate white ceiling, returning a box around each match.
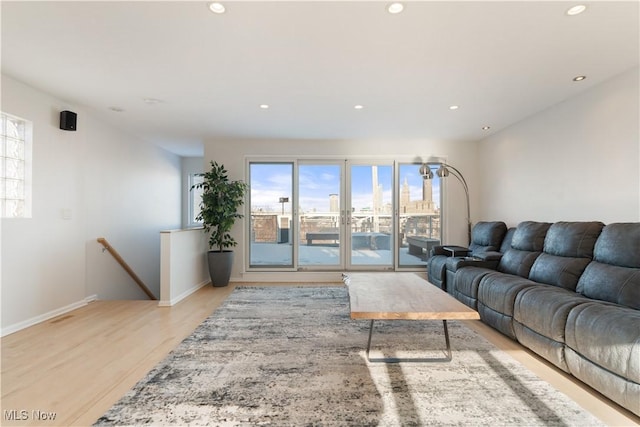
[2,1,638,157]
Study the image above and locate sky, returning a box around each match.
[250,162,440,213]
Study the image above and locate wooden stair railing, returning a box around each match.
[96,237,157,300]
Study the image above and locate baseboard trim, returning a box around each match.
[1,295,96,337]
[158,280,209,307]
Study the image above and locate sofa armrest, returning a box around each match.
[446,256,500,272]
[473,251,503,262]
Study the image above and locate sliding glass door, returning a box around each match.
[297,162,343,269]
[249,162,294,267]
[348,163,393,269]
[248,159,441,271]
[397,163,441,267]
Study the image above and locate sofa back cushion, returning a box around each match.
[469,221,508,253]
[497,250,543,277]
[497,221,551,278]
[510,221,550,252]
[529,222,604,290]
[577,223,640,309]
[541,221,604,258]
[592,222,640,267]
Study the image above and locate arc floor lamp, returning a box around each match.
[419,162,471,245]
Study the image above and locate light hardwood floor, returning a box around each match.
[1,283,638,426]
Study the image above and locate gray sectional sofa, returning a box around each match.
[428,221,640,416]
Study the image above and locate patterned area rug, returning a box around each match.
[95,286,603,426]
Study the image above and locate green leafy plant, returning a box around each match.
[191,161,248,252]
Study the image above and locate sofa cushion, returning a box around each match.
[565,302,640,415]
[513,286,589,371]
[497,221,550,278]
[566,302,640,383]
[477,272,538,339]
[541,221,604,258]
[452,266,494,309]
[576,223,640,309]
[468,221,507,253]
[526,222,603,291]
[497,249,542,278]
[577,262,640,309]
[593,222,640,268]
[510,221,551,252]
[529,255,592,291]
[515,286,589,343]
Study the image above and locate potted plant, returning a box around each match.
[191,161,248,287]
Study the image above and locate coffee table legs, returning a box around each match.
[365,319,453,363]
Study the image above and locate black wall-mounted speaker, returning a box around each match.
[60,110,77,131]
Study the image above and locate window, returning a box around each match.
[1,112,32,218]
[188,173,204,227]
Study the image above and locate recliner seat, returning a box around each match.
[449,227,515,302]
[427,221,507,291]
[475,221,552,338]
[512,221,604,370]
[564,223,640,415]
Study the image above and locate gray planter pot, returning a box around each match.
[207,250,234,287]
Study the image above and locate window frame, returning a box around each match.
[1,111,33,219]
[245,157,443,272]
[187,172,204,228]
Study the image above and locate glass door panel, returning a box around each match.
[297,163,343,268]
[398,163,441,267]
[348,164,393,268]
[249,162,293,267]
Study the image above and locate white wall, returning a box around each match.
[205,138,480,281]
[1,74,182,334]
[159,228,209,306]
[83,114,182,300]
[477,67,639,226]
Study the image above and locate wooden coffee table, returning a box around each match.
[343,272,480,363]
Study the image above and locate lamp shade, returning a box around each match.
[436,165,449,178]
[419,164,434,180]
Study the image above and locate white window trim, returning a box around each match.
[1,111,33,219]
[187,172,204,228]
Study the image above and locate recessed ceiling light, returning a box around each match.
[482,126,491,131]
[209,2,226,14]
[449,105,459,110]
[143,97,163,105]
[387,3,404,14]
[354,105,364,110]
[566,5,587,16]
[573,75,587,82]
[259,104,270,109]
